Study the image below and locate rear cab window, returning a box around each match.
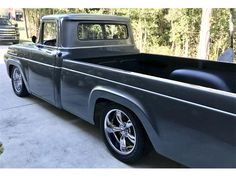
[61,20,132,48]
[77,23,128,40]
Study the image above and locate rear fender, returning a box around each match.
[88,85,161,151]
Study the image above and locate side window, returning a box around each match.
[42,22,57,46]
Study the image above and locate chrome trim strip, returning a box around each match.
[7,52,17,56]
[0,33,15,35]
[6,54,61,69]
[62,67,236,117]
[0,29,16,31]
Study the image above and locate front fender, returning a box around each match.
[88,85,161,152]
[4,54,30,93]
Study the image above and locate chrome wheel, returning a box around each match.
[104,109,136,155]
[12,67,23,93]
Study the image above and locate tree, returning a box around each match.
[209,9,234,60]
[165,9,201,57]
[22,8,235,61]
[197,8,212,59]
[23,9,29,38]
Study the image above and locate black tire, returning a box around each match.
[100,103,147,163]
[11,66,29,97]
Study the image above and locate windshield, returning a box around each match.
[0,18,12,26]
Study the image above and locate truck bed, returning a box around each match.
[82,53,236,93]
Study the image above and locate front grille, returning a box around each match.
[0,29,16,35]
[0,36,15,39]
[0,28,18,41]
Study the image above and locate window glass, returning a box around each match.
[78,24,103,40]
[77,23,128,40]
[104,24,128,39]
[43,22,57,46]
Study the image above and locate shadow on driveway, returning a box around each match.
[29,96,184,168]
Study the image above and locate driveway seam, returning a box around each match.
[0,103,36,112]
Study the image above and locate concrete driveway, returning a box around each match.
[0,44,183,168]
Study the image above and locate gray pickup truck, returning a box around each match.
[4,14,236,167]
[0,17,19,44]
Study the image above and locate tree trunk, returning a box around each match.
[229,8,234,49]
[23,8,29,39]
[197,8,212,59]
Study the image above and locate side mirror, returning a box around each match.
[32,36,37,43]
[14,23,18,27]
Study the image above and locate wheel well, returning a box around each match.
[93,98,152,148]
[8,65,14,78]
[94,98,145,129]
[93,98,111,127]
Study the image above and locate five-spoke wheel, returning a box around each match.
[101,104,146,163]
[104,109,136,155]
[11,66,29,97]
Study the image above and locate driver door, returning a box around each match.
[28,20,58,105]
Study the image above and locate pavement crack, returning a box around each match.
[0,103,36,112]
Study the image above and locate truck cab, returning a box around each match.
[33,14,139,57]
[25,14,139,106]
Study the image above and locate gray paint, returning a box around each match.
[4,14,236,167]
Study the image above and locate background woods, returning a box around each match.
[23,8,235,61]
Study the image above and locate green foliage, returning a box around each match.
[210,9,232,60]
[24,8,54,36]
[165,9,201,57]
[23,8,235,60]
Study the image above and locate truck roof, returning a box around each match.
[42,13,130,22]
